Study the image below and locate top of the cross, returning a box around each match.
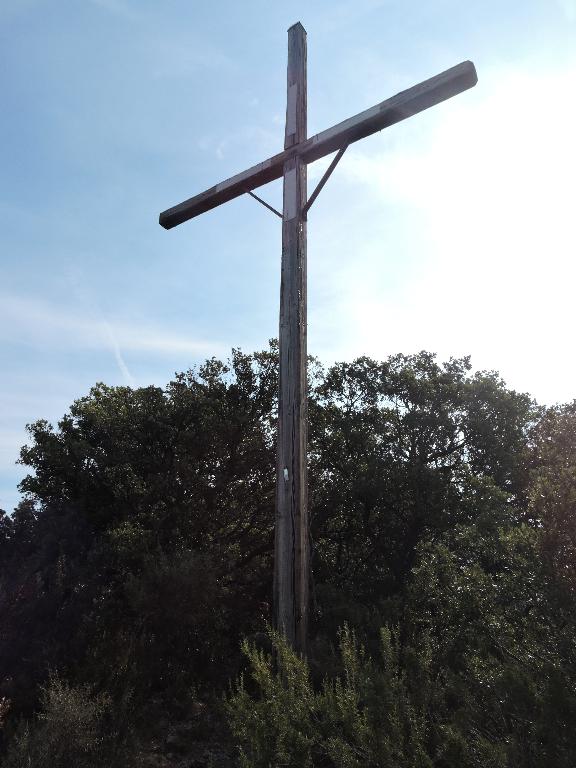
[288,21,307,33]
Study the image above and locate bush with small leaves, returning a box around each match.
[2,677,130,768]
[226,626,432,768]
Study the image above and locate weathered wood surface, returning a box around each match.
[274,22,308,655]
[158,22,478,656]
[159,60,477,229]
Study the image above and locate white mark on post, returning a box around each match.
[284,168,297,220]
[283,467,289,482]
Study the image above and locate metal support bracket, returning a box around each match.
[303,145,347,217]
[247,190,283,219]
[246,144,347,221]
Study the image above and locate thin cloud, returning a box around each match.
[0,295,226,358]
[102,322,136,387]
[0,428,28,464]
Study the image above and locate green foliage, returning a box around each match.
[2,676,129,768]
[3,345,575,767]
[529,401,576,597]
[404,512,576,766]
[228,631,316,767]
[83,548,236,717]
[227,627,432,768]
[309,353,535,620]
[4,347,279,720]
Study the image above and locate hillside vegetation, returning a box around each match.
[1,345,576,767]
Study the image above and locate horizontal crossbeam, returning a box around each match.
[159,60,477,229]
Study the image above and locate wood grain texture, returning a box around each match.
[158,28,479,659]
[159,60,477,229]
[274,21,308,655]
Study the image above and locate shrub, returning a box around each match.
[2,676,129,768]
[225,627,431,768]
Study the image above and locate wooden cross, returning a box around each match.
[159,22,477,654]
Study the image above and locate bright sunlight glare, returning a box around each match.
[339,62,576,404]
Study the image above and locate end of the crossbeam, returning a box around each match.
[461,60,478,88]
[434,60,478,100]
[288,21,306,33]
[159,211,173,230]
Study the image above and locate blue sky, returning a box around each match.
[2,0,576,512]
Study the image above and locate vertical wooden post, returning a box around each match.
[274,22,308,655]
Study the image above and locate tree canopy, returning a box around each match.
[1,345,575,767]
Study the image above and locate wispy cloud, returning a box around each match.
[102,322,135,386]
[149,32,235,81]
[198,123,282,164]
[0,297,225,512]
[0,428,28,464]
[0,295,226,359]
